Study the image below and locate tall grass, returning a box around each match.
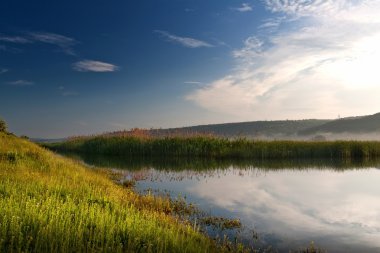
[47,135,380,160]
[0,133,233,253]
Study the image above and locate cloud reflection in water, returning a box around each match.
[184,168,380,252]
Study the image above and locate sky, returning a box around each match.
[1,0,380,138]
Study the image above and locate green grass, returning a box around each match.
[0,132,233,253]
[47,135,380,160]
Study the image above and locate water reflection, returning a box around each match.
[184,169,380,252]
[63,152,380,171]
[63,153,380,253]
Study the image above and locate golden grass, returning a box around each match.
[0,133,232,253]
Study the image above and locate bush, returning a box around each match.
[0,119,7,133]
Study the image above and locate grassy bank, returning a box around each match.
[0,132,230,253]
[47,135,380,160]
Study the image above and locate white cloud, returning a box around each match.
[7,80,34,86]
[264,0,356,18]
[232,36,263,60]
[73,60,119,72]
[187,0,380,120]
[233,3,253,12]
[155,30,213,48]
[29,32,77,55]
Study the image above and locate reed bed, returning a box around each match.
[0,133,233,253]
[47,135,380,160]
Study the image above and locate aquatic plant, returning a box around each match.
[47,135,380,161]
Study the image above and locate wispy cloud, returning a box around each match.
[7,80,34,86]
[264,0,356,18]
[0,35,31,43]
[155,30,213,48]
[0,68,8,74]
[258,16,286,31]
[0,32,77,55]
[72,60,119,72]
[184,81,202,85]
[187,0,380,120]
[232,36,263,59]
[29,32,77,55]
[233,3,253,12]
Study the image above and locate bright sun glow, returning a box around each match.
[322,33,380,89]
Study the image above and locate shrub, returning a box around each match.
[0,118,7,133]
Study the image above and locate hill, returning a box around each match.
[163,119,331,138]
[299,113,380,135]
[105,119,330,139]
[32,112,380,141]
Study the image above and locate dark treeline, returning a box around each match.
[46,136,380,160]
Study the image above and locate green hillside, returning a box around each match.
[0,132,224,253]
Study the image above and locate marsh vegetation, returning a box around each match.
[47,135,380,160]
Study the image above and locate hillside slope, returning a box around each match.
[104,120,331,139]
[0,132,220,252]
[299,113,380,135]
[168,120,330,137]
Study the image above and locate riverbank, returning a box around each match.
[0,132,229,252]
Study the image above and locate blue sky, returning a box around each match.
[1,0,380,138]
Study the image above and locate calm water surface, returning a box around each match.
[66,154,380,253]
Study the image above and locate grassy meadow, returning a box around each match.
[47,135,380,160]
[0,132,239,253]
